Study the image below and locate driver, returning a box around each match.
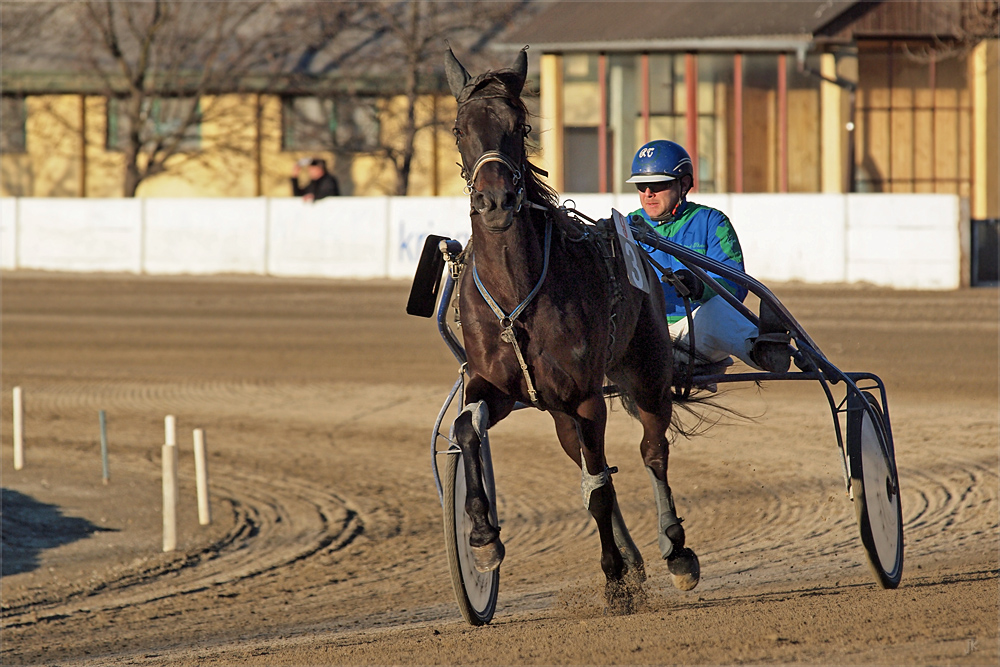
[627,139,790,373]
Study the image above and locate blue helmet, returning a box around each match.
[626,140,693,184]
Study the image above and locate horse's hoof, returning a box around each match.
[471,539,505,573]
[667,547,700,591]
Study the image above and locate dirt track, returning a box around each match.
[1,272,997,665]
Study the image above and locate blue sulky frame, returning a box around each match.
[424,213,903,594]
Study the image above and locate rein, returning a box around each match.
[471,214,552,409]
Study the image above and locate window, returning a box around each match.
[646,53,687,143]
[856,41,971,196]
[1,95,27,154]
[106,97,201,152]
[335,97,380,152]
[282,96,380,152]
[562,54,602,192]
[282,96,335,151]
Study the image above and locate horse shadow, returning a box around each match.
[1,488,117,576]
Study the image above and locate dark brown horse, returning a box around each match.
[445,46,700,608]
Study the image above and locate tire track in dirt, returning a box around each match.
[1,461,365,629]
[899,458,999,557]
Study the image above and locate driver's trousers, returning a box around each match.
[668,295,760,370]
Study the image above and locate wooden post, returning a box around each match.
[13,386,23,470]
[685,53,698,190]
[778,53,788,193]
[641,53,650,144]
[193,428,211,525]
[162,440,178,552]
[99,410,109,484]
[598,53,608,194]
[163,414,178,552]
[164,414,176,447]
[734,53,744,193]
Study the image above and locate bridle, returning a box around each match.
[461,150,525,213]
[456,94,549,408]
[455,95,535,215]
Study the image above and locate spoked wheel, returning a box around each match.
[847,390,903,588]
[442,447,499,625]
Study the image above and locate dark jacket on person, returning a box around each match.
[292,172,340,200]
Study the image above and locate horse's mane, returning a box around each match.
[461,71,560,211]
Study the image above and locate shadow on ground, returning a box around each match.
[1,488,116,576]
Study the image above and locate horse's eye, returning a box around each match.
[452,127,463,138]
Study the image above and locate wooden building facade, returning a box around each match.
[502,0,998,222]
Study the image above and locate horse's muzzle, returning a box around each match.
[472,187,522,231]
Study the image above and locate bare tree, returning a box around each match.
[72,0,301,196]
[292,0,528,195]
[2,0,535,197]
[903,0,999,63]
[368,1,527,195]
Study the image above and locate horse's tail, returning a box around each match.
[612,386,751,439]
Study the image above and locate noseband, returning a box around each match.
[462,150,525,214]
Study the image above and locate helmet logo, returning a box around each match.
[638,146,656,159]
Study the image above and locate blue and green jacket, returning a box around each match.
[630,200,748,324]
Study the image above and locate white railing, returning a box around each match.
[0,193,968,289]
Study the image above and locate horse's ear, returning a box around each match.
[445,46,470,99]
[510,46,528,96]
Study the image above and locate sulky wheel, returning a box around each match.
[442,448,499,625]
[847,390,904,589]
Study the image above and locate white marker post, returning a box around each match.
[165,414,176,447]
[192,428,211,526]
[162,415,178,552]
[99,410,110,484]
[12,386,23,470]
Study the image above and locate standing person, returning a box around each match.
[291,157,340,202]
[627,139,790,373]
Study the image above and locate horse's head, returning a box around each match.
[446,47,531,232]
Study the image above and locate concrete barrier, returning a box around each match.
[0,193,967,289]
[387,196,472,279]
[18,198,142,273]
[144,198,268,275]
[1,198,16,270]
[846,194,963,289]
[730,194,847,284]
[268,197,389,278]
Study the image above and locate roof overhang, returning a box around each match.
[495,35,817,54]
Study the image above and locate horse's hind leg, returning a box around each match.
[637,408,700,591]
[553,401,642,612]
[553,411,645,584]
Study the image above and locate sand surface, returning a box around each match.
[2,272,997,665]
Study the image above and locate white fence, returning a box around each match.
[0,193,969,289]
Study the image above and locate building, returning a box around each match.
[0,1,544,199]
[498,0,998,230]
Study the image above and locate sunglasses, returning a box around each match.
[635,181,675,193]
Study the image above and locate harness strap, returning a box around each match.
[471,216,553,408]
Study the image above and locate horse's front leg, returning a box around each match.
[454,376,513,573]
[638,409,700,591]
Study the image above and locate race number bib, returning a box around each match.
[611,209,650,293]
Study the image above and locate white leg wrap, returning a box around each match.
[580,447,614,510]
[460,400,489,440]
[646,466,679,559]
